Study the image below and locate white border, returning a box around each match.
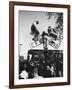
[14,6,68,85]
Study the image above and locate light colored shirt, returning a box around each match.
[20,70,28,79]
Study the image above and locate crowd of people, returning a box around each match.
[19,50,63,79]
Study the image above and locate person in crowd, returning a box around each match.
[20,70,28,79]
[33,67,43,79]
[19,61,29,79]
[50,63,56,77]
[19,58,24,74]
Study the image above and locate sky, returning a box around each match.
[18,10,63,59]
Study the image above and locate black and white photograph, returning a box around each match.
[9,2,70,88]
[19,11,63,79]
